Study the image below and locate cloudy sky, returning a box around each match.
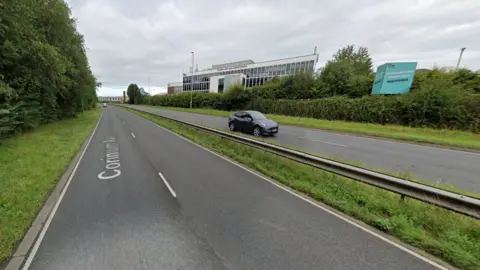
[66,0,480,96]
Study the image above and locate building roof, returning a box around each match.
[186,53,318,77]
[212,60,255,70]
[167,82,183,87]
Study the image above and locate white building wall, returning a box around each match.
[182,52,319,93]
[209,75,220,93]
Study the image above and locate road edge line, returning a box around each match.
[130,109,454,270]
[5,110,104,270]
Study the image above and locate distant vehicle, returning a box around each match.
[228,111,278,136]
[102,103,107,107]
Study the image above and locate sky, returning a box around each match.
[65,0,480,96]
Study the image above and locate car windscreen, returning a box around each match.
[248,111,266,120]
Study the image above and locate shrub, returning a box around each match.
[143,66,480,132]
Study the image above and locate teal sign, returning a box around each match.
[372,62,417,95]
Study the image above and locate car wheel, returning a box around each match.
[229,122,236,131]
[253,126,262,137]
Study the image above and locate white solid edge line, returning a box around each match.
[142,116,449,270]
[131,133,136,138]
[22,111,104,270]
[158,172,177,198]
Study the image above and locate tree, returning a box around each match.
[319,60,356,96]
[127,83,142,104]
[0,0,97,139]
[319,45,374,97]
[332,45,373,76]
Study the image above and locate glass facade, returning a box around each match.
[182,58,317,92]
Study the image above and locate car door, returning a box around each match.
[242,113,255,133]
[233,112,246,130]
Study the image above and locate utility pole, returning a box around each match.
[148,76,151,105]
[190,52,194,109]
[456,48,466,70]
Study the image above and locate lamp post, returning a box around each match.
[190,52,194,109]
[456,48,466,70]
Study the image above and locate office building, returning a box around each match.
[182,48,319,93]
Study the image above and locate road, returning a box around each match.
[124,105,480,193]
[25,106,444,270]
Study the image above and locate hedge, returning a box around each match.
[146,85,480,132]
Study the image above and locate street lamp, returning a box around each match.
[190,52,194,109]
[456,48,466,70]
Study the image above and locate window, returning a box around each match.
[218,78,224,93]
[247,111,266,120]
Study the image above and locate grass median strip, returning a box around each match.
[143,105,480,150]
[0,109,101,265]
[125,107,480,270]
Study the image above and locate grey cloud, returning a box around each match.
[66,0,480,95]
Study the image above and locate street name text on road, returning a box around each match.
[98,136,122,180]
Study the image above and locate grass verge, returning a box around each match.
[125,107,480,270]
[143,105,480,150]
[0,109,101,265]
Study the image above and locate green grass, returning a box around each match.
[142,105,480,150]
[125,107,480,270]
[0,109,101,265]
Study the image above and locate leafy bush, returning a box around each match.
[248,87,480,132]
